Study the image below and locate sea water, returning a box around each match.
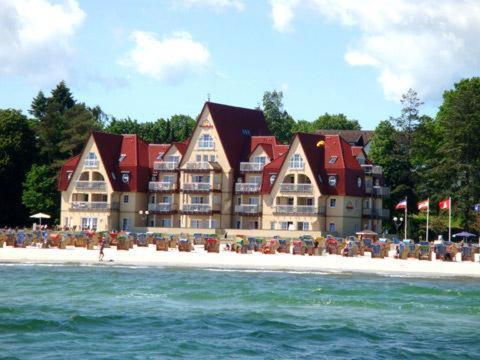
[0,264,479,359]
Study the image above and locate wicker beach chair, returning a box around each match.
[371,242,384,258]
[325,237,338,254]
[206,237,220,253]
[136,233,148,247]
[155,235,168,251]
[116,235,129,250]
[178,237,192,252]
[407,243,419,258]
[6,232,15,247]
[14,232,26,248]
[395,243,409,259]
[461,246,475,262]
[292,240,305,255]
[276,238,290,253]
[418,242,432,261]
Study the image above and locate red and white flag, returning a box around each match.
[417,199,429,211]
[439,198,451,210]
[395,199,407,210]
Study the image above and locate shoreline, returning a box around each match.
[1,245,480,278]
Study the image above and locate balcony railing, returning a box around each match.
[148,181,176,191]
[181,204,212,213]
[362,208,372,217]
[373,208,390,219]
[239,162,264,172]
[373,186,390,197]
[148,203,175,212]
[70,201,119,211]
[183,162,211,171]
[182,182,211,191]
[75,181,106,190]
[362,165,383,175]
[274,205,323,215]
[234,204,261,215]
[235,183,261,193]
[84,159,99,168]
[279,183,312,193]
[153,161,178,171]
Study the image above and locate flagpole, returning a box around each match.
[404,197,408,240]
[426,198,429,243]
[448,196,452,242]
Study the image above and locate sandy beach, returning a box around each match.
[1,245,479,277]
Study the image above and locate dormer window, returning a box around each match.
[242,129,251,136]
[328,175,337,186]
[253,156,266,164]
[357,177,362,188]
[111,172,116,180]
[198,134,214,149]
[289,154,304,169]
[329,156,338,164]
[269,174,276,184]
[156,152,164,160]
[118,154,126,162]
[66,171,73,180]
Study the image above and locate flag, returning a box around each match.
[417,199,429,211]
[474,203,480,212]
[439,198,451,210]
[395,199,407,210]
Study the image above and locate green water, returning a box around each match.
[0,264,479,359]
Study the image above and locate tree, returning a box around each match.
[169,114,195,142]
[292,120,314,133]
[312,113,361,130]
[0,109,36,225]
[395,89,423,151]
[431,77,480,229]
[29,91,48,119]
[262,90,295,143]
[22,164,58,218]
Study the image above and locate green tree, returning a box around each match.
[262,90,295,143]
[312,113,361,130]
[22,164,58,218]
[29,91,48,119]
[292,120,314,133]
[169,114,195,142]
[432,77,480,229]
[0,109,36,225]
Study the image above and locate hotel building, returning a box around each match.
[58,102,389,235]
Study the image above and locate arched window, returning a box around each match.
[85,152,98,168]
[198,134,214,149]
[288,154,304,169]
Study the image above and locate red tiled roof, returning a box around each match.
[315,130,374,146]
[351,146,365,158]
[148,144,170,168]
[249,136,289,161]
[57,155,80,191]
[261,154,286,194]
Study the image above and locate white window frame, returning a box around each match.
[253,156,266,164]
[198,134,215,149]
[289,154,304,169]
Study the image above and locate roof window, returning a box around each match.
[118,154,126,162]
[329,156,338,164]
[156,152,164,160]
[242,129,251,136]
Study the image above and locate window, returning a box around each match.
[236,221,241,229]
[118,153,126,162]
[210,155,217,162]
[203,154,209,162]
[253,156,266,164]
[123,195,129,203]
[269,174,276,184]
[330,198,336,208]
[191,196,204,204]
[214,175,220,184]
[163,175,175,183]
[270,221,276,230]
[289,154,304,169]
[357,177,362,188]
[248,197,259,205]
[329,223,336,232]
[81,217,97,231]
[67,171,73,180]
[329,156,338,164]
[237,197,241,205]
[162,196,172,203]
[196,154,202,162]
[150,195,155,203]
[306,198,313,206]
[210,219,218,229]
[122,218,130,231]
[354,200,359,208]
[149,219,155,227]
[364,199,370,209]
[161,219,172,227]
[287,198,294,205]
[214,195,220,204]
[297,222,309,231]
[280,221,289,230]
[328,175,337,186]
[354,223,360,232]
[242,129,251,136]
[193,175,209,183]
[85,152,98,168]
[156,152,164,160]
[191,219,201,228]
[122,173,130,183]
[167,155,180,163]
[250,176,261,184]
[198,134,214,149]
[111,172,116,180]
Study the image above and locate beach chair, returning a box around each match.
[418,242,432,261]
[206,237,220,253]
[6,233,15,247]
[395,243,409,259]
[434,243,447,260]
[363,238,373,253]
[168,235,178,248]
[116,236,129,250]
[178,237,192,252]
[461,246,475,262]
[155,235,168,251]
[444,242,459,261]
[371,242,384,258]
[253,238,263,252]
[14,232,26,248]
[292,240,305,255]
[407,243,419,258]
[342,241,358,257]
[136,233,148,247]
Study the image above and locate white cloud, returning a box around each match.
[269,0,480,101]
[0,0,85,83]
[270,0,299,32]
[181,0,245,11]
[120,31,210,83]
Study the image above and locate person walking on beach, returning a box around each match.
[99,237,105,261]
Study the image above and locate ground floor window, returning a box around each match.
[329,222,336,232]
[236,220,241,229]
[122,218,130,231]
[81,217,97,231]
[280,221,293,230]
[191,219,202,228]
[354,223,360,232]
[149,219,155,227]
[297,222,309,231]
[210,219,218,229]
[160,218,172,227]
[270,221,275,230]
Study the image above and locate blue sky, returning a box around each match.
[1,0,478,129]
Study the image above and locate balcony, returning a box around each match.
[362,165,383,176]
[279,183,312,193]
[234,204,261,216]
[362,208,372,217]
[373,208,390,219]
[148,181,176,192]
[75,181,106,190]
[84,159,99,168]
[183,162,211,172]
[182,182,212,192]
[274,205,323,215]
[148,203,176,213]
[235,183,261,194]
[373,186,390,198]
[153,161,178,171]
[239,162,264,172]
[181,204,213,214]
[70,201,119,211]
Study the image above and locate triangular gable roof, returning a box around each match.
[148,144,170,168]
[58,155,80,191]
[261,154,286,194]
[91,132,124,191]
[315,130,374,146]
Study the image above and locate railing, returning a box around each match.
[239,162,264,172]
[373,186,390,197]
[184,162,211,170]
[182,182,211,191]
[181,204,212,213]
[279,183,312,193]
[153,161,178,171]
[84,159,99,168]
[234,204,261,214]
[148,182,176,191]
[235,183,261,193]
[70,201,119,210]
[362,165,383,175]
[75,181,106,190]
[148,203,175,212]
[274,205,322,215]
[373,208,390,219]
[362,208,372,216]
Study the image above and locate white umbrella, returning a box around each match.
[30,213,51,226]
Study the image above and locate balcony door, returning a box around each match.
[81,217,97,231]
